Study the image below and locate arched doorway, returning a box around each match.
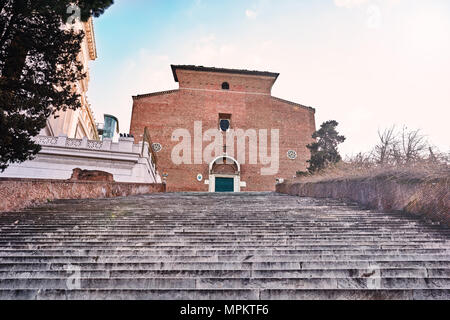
[209,156,241,192]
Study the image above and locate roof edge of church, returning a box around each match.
[272,96,316,113]
[171,65,280,82]
[132,89,179,100]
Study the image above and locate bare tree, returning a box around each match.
[428,147,450,166]
[428,147,438,163]
[373,126,398,164]
[371,126,431,165]
[400,127,428,163]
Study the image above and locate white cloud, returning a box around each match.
[245,9,258,19]
[334,0,369,8]
[366,4,383,29]
[334,0,404,9]
[198,34,216,44]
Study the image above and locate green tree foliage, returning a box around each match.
[306,120,346,173]
[0,0,113,171]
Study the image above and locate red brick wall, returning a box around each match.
[176,69,276,94]
[130,70,316,192]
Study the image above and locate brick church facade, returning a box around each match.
[130,65,316,192]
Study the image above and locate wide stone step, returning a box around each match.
[1,248,447,257]
[1,254,449,264]
[0,236,446,242]
[0,277,449,290]
[0,289,260,300]
[1,241,446,247]
[259,289,450,300]
[9,216,422,219]
[4,226,447,233]
[2,232,446,238]
[0,215,443,220]
[3,244,446,251]
[2,226,447,233]
[1,261,450,271]
[1,268,449,279]
[2,220,447,225]
[1,288,450,300]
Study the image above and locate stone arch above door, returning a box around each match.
[209,155,240,173]
[208,156,241,192]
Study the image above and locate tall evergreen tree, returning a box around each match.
[0,0,113,171]
[306,120,346,173]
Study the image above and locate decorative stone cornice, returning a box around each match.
[83,18,97,61]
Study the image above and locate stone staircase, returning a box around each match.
[0,192,449,300]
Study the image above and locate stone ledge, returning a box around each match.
[0,178,166,213]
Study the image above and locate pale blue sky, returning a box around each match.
[88,0,450,156]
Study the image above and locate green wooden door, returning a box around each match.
[215,178,234,192]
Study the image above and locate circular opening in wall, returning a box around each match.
[287,150,298,160]
[152,143,162,153]
[197,174,203,182]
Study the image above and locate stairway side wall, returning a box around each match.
[0,179,166,213]
[276,177,450,227]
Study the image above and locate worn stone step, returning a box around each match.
[2,224,447,229]
[1,241,446,247]
[0,277,449,290]
[2,228,447,235]
[1,253,449,263]
[1,268,449,279]
[2,225,448,229]
[2,235,446,240]
[260,289,450,300]
[1,288,449,300]
[196,277,450,290]
[0,234,445,242]
[1,261,450,272]
[6,217,440,221]
[4,227,447,235]
[3,244,445,251]
[0,289,260,300]
[253,268,450,278]
[1,248,448,257]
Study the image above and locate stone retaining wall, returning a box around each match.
[276,176,449,227]
[0,178,166,212]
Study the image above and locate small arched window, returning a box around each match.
[222,82,230,90]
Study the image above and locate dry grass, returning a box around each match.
[294,126,450,185]
[294,158,450,184]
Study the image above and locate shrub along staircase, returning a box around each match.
[0,192,449,300]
